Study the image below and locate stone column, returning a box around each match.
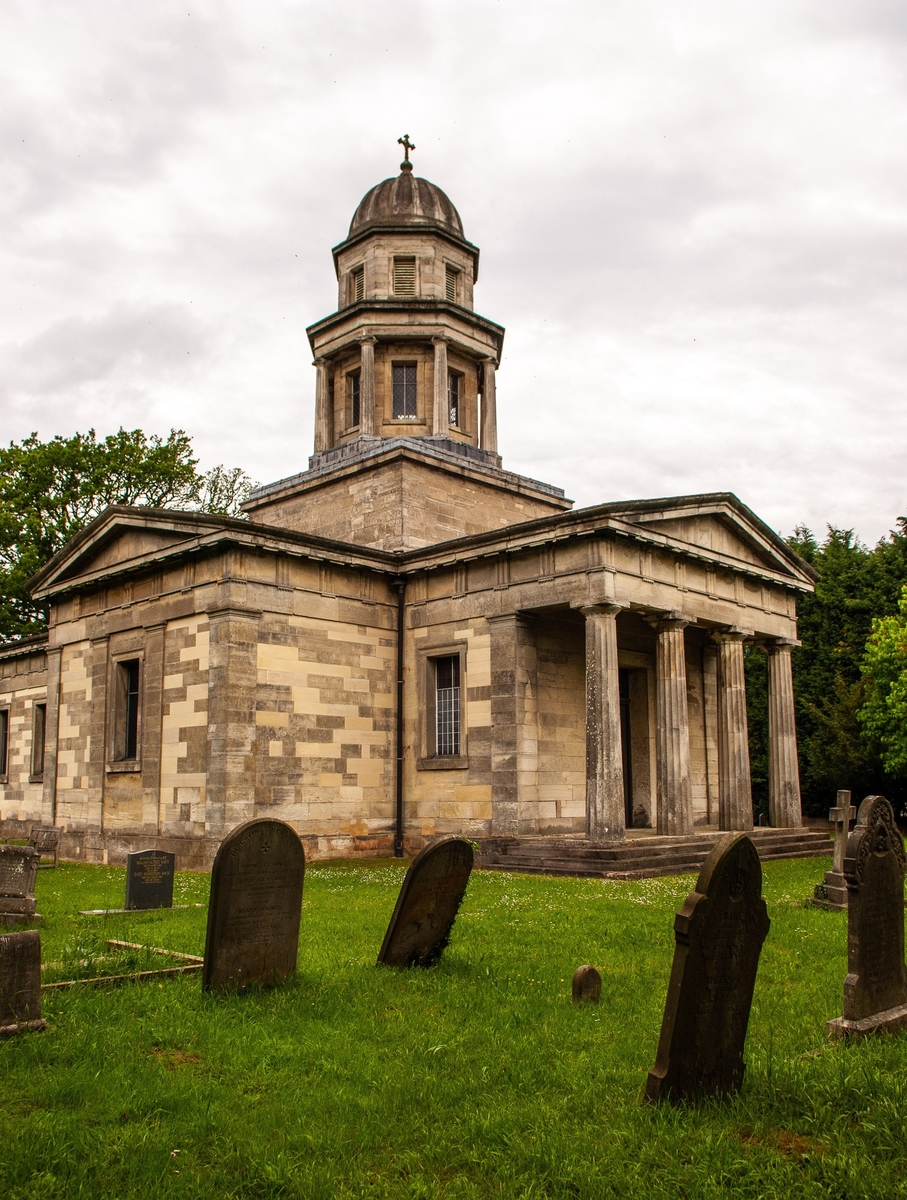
[359,336,377,435]
[313,358,331,452]
[41,646,62,826]
[480,357,498,453]
[713,630,753,831]
[767,639,802,827]
[655,617,693,837]
[205,607,261,840]
[432,336,449,438]
[489,614,537,835]
[581,605,626,843]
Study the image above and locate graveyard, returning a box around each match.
[2,845,907,1199]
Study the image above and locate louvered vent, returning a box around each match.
[351,266,364,302]
[445,266,458,302]
[393,257,416,296]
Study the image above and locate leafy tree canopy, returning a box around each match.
[859,584,907,777]
[0,429,255,641]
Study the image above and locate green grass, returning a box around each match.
[1,855,906,1199]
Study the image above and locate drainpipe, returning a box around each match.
[394,578,406,856]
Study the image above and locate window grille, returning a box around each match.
[448,371,460,427]
[347,370,361,427]
[392,364,418,418]
[114,659,140,761]
[0,709,8,776]
[393,256,416,296]
[32,703,46,779]
[435,655,461,756]
[445,265,458,302]
[351,265,364,302]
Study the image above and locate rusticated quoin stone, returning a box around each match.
[645,832,770,1102]
[378,837,473,967]
[203,819,305,992]
[827,795,907,1039]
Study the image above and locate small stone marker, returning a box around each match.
[827,795,907,1039]
[572,964,602,1004]
[645,832,770,1103]
[0,930,46,1035]
[125,849,175,910]
[0,845,41,928]
[377,837,473,967]
[203,819,305,992]
[810,790,856,910]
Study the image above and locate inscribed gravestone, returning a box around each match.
[827,795,907,1039]
[0,929,45,1035]
[810,790,855,910]
[645,833,770,1103]
[572,964,602,1004]
[203,819,305,992]
[125,850,175,910]
[377,838,473,967]
[0,845,41,928]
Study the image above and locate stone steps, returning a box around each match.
[475,828,832,881]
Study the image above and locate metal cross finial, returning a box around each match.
[398,134,416,165]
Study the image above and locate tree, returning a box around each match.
[859,584,907,776]
[0,429,255,640]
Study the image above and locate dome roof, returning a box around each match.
[349,165,465,240]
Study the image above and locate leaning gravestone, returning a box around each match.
[0,845,41,928]
[645,833,770,1103]
[203,819,305,992]
[125,849,175,910]
[810,790,856,910]
[827,795,907,1039]
[0,930,46,1035]
[377,837,473,967]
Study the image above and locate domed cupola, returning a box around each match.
[348,166,465,241]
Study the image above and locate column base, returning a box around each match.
[827,1002,907,1040]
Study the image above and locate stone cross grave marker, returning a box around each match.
[0,929,46,1035]
[203,819,305,992]
[810,790,856,910]
[827,795,907,1039]
[645,832,770,1103]
[125,849,175,911]
[377,837,473,967]
[0,845,41,928]
[572,964,602,1004]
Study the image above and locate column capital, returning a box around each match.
[647,610,690,632]
[577,603,626,618]
[766,637,800,653]
[431,334,450,346]
[312,356,327,367]
[358,334,378,346]
[483,354,498,366]
[712,627,753,645]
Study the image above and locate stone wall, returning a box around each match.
[0,646,47,834]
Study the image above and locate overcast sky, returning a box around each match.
[2,0,906,543]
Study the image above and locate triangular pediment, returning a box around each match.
[29,507,232,598]
[607,494,817,586]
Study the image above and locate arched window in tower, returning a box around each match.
[392,364,418,418]
[347,369,361,427]
[393,256,416,296]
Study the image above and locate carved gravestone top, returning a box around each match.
[203,819,305,992]
[0,929,46,1034]
[125,850,175,910]
[0,845,40,925]
[377,838,474,967]
[827,796,907,1038]
[572,964,602,1004]
[645,832,770,1103]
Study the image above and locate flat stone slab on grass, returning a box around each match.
[203,819,305,992]
[645,832,770,1103]
[827,795,907,1039]
[377,837,473,967]
[0,929,46,1035]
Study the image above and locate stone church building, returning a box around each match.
[0,149,817,867]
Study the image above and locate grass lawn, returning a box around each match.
[2,854,907,1199]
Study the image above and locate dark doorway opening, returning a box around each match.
[618,668,633,828]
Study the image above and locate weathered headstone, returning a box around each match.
[0,930,46,1035]
[377,837,473,967]
[0,845,41,928]
[125,849,175,910]
[572,964,602,1004]
[810,790,856,910]
[645,832,770,1103]
[203,819,305,992]
[827,795,907,1039]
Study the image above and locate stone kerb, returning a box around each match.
[827,795,907,1039]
